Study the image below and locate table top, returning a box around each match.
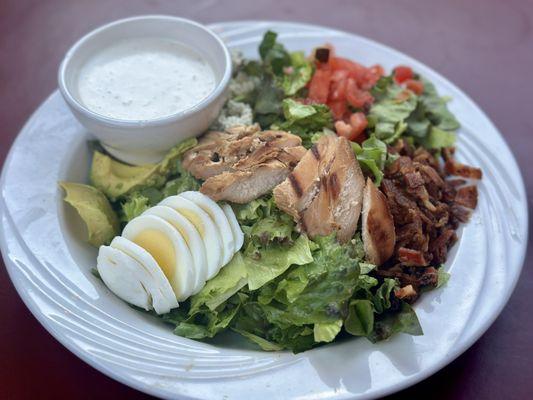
[1,0,531,399]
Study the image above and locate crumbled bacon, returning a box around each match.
[372,142,481,303]
[455,185,478,209]
[445,159,483,179]
[398,247,428,266]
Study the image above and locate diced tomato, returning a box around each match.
[331,69,349,82]
[335,120,356,140]
[360,64,384,90]
[328,100,348,120]
[329,77,348,101]
[331,57,367,83]
[308,68,331,104]
[404,79,424,95]
[393,65,414,83]
[349,112,368,139]
[346,78,374,108]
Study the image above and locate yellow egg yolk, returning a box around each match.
[175,208,205,237]
[132,230,175,279]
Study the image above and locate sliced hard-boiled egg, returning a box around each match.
[159,195,223,279]
[179,191,235,267]
[143,205,208,295]
[110,236,178,312]
[122,214,194,301]
[97,246,151,311]
[221,203,244,253]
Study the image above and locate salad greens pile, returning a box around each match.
[162,198,421,352]
[62,30,463,353]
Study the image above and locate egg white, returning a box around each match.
[122,214,195,301]
[221,203,244,254]
[110,236,178,312]
[159,195,223,280]
[143,205,208,295]
[180,191,235,267]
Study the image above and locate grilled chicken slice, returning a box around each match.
[183,125,307,203]
[200,160,290,203]
[274,134,365,243]
[361,178,396,265]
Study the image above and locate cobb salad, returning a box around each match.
[61,31,482,352]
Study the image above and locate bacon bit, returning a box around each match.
[314,47,331,63]
[445,160,483,179]
[455,185,478,209]
[397,247,429,266]
[394,285,418,302]
[447,178,467,187]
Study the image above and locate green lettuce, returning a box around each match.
[279,99,333,135]
[368,302,423,342]
[352,135,398,186]
[279,51,313,96]
[118,155,200,224]
[368,82,417,142]
[419,78,460,131]
[314,320,343,343]
[345,299,374,336]
[368,75,459,149]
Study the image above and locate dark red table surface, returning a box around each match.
[1,0,532,399]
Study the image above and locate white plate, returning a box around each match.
[0,21,528,400]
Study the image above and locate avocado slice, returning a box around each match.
[60,182,120,247]
[90,138,198,201]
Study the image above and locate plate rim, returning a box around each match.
[0,20,529,400]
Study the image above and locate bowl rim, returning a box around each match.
[57,14,232,127]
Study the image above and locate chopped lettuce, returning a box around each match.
[280,99,333,133]
[259,31,291,75]
[367,302,422,343]
[352,135,398,186]
[279,51,313,96]
[419,78,460,131]
[368,82,417,142]
[368,75,459,148]
[314,320,343,343]
[345,299,374,336]
[421,126,457,149]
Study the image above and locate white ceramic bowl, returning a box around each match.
[58,15,231,165]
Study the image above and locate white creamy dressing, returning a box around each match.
[77,38,216,121]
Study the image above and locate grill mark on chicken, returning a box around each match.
[311,145,321,161]
[183,125,306,203]
[328,172,340,200]
[288,173,303,197]
[274,134,365,243]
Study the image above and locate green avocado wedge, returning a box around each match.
[90,138,197,201]
[59,182,120,247]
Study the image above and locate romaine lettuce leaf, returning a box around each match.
[345,299,374,336]
[352,135,397,186]
[419,78,460,131]
[246,235,314,290]
[190,252,248,313]
[279,99,333,137]
[367,302,423,342]
[279,51,313,96]
[314,320,343,343]
[368,84,417,142]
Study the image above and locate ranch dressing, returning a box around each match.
[77,38,216,121]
